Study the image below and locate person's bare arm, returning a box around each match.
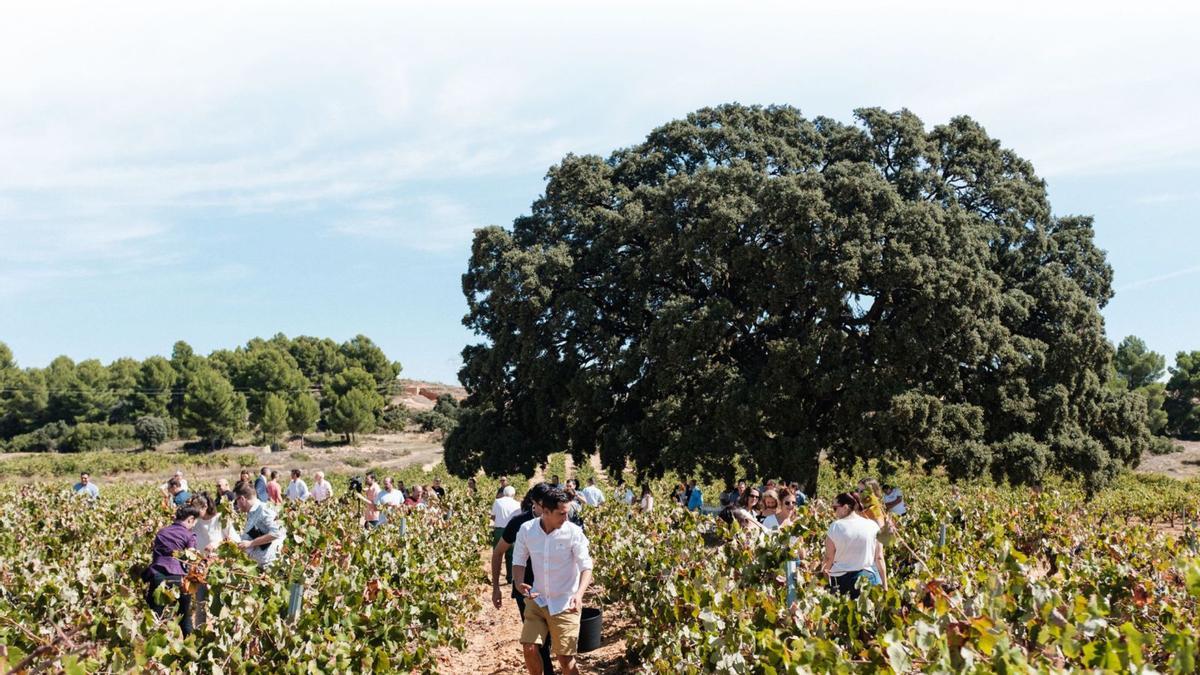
[490,539,511,608]
[821,536,835,575]
[512,565,535,598]
[874,540,888,591]
[567,569,593,612]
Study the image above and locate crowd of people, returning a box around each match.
[486,472,909,674]
[77,461,908,654]
[121,465,454,635]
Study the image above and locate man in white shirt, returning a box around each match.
[492,486,522,544]
[580,477,605,507]
[311,471,333,503]
[882,483,907,516]
[512,487,594,675]
[286,469,310,502]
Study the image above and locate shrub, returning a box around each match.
[293,451,312,462]
[237,453,258,468]
[414,410,457,434]
[377,405,410,432]
[134,416,170,450]
[3,421,70,453]
[343,456,368,468]
[58,423,137,453]
[1148,436,1180,455]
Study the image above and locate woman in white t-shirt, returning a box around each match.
[821,492,887,598]
[190,493,238,553]
[639,486,654,511]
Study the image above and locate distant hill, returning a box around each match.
[392,379,466,411]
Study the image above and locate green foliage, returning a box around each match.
[1148,436,1179,455]
[286,392,320,438]
[1166,351,1200,439]
[181,367,247,449]
[229,347,309,426]
[132,356,178,419]
[57,423,137,453]
[588,470,1200,672]
[134,415,171,450]
[0,449,233,478]
[2,421,69,453]
[0,336,405,450]
[453,104,1144,493]
[1115,336,1166,389]
[0,368,48,438]
[377,404,410,432]
[339,334,402,386]
[259,393,289,444]
[327,388,381,442]
[0,472,485,671]
[414,410,457,435]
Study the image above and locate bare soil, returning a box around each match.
[1136,439,1200,479]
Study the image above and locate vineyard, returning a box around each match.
[0,468,487,673]
[588,471,1200,673]
[2,464,1199,673]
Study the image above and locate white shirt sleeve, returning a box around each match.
[511,525,529,573]
[573,528,594,571]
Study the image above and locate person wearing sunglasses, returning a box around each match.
[763,487,798,530]
[738,487,761,515]
[821,492,887,598]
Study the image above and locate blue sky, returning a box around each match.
[2,1,1198,384]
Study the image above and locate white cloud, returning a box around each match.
[332,196,481,252]
[1,0,1198,298]
[1117,265,1200,293]
[1135,193,1195,205]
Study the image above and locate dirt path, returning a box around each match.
[1137,440,1200,479]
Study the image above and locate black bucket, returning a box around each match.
[578,607,603,653]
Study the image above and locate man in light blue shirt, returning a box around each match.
[73,472,99,499]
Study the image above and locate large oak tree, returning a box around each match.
[448,104,1148,494]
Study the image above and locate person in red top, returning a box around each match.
[266,470,283,504]
[144,504,201,635]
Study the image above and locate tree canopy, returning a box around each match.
[0,334,403,452]
[447,104,1150,494]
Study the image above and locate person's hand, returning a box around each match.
[236,539,253,550]
[515,583,537,599]
[491,586,503,609]
[565,593,583,612]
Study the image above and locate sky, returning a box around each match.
[2,1,1198,384]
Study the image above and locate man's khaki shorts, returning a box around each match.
[520,600,581,656]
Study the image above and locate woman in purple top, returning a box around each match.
[144,504,201,635]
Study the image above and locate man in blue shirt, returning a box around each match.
[686,480,703,511]
[255,466,270,502]
[72,472,99,499]
[167,477,191,507]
